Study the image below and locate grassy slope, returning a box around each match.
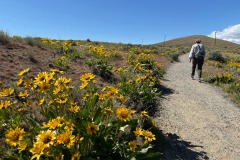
[155,35,240,49]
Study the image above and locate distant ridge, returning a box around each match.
[156,35,240,49]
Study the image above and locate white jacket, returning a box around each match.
[189,43,205,59]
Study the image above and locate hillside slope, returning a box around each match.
[156,35,240,49]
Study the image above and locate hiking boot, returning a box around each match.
[191,76,194,80]
[198,78,201,82]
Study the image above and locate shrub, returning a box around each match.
[54,56,70,70]
[209,73,235,84]
[24,37,44,47]
[0,31,11,45]
[207,50,226,63]
[168,53,179,62]
[12,36,24,43]
[86,58,115,82]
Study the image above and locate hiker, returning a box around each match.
[189,38,205,82]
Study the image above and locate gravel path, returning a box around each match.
[155,54,240,160]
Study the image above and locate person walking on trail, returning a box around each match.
[189,38,206,82]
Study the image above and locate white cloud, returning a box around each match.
[208,24,240,44]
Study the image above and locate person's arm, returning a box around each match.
[189,46,194,62]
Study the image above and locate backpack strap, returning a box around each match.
[197,44,201,50]
[197,44,204,57]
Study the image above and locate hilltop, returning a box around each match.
[156,35,240,49]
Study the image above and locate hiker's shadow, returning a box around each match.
[160,84,174,96]
[162,133,209,160]
[159,78,175,96]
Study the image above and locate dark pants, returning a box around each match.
[191,57,204,78]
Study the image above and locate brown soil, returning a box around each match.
[0,43,94,87]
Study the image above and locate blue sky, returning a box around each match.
[1,0,240,44]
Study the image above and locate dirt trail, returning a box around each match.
[155,54,240,160]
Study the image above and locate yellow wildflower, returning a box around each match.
[69,105,80,113]
[71,152,81,160]
[18,68,30,76]
[18,141,27,153]
[16,78,24,86]
[30,142,45,160]
[142,130,156,142]
[129,140,137,152]
[134,128,143,137]
[53,86,61,95]
[55,95,68,104]
[55,77,71,86]
[38,82,50,92]
[55,153,64,160]
[80,73,95,82]
[43,117,65,129]
[18,90,29,99]
[6,127,25,147]
[140,111,150,118]
[64,121,75,131]
[56,132,75,148]
[86,122,98,135]
[79,80,88,89]
[126,80,133,85]
[0,88,14,97]
[24,78,32,87]
[151,120,158,128]
[118,94,126,104]
[75,135,84,144]
[61,56,66,61]
[36,130,56,146]
[34,72,49,84]
[103,108,113,115]
[39,97,45,105]
[0,100,3,109]
[116,107,131,122]
[50,69,63,74]
[4,100,13,109]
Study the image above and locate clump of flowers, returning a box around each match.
[0,68,160,159]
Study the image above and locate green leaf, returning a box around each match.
[93,107,102,123]
[81,108,90,117]
[47,110,55,119]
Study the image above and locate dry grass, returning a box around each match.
[0,31,11,45]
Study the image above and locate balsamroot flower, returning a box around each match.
[142,130,156,142]
[56,132,75,148]
[80,73,95,82]
[30,142,46,160]
[18,68,30,76]
[0,88,14,97]
[36,130,56,146]
[86,122,98,135]
[103,108,113,115]
[128,140,137,152]
[6,127,25,147]
[116,107,132,122]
